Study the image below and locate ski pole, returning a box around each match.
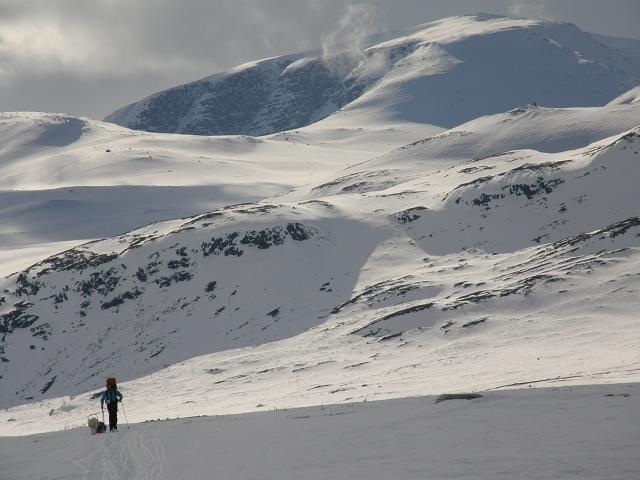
[121,400,130,430]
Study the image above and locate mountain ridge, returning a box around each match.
[105,14,640,136]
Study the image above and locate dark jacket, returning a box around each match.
[100,387,123,408]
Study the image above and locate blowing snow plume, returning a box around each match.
[509,0,549,19]
[320,2,387,77]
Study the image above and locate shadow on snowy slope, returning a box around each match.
[0,201,389,408]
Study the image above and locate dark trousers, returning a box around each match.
[107,402,118,430]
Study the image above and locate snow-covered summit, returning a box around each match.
[105,14,640,136]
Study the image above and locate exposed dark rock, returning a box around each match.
[435,393,482,404]
[443,274,553,310]
[440,321,456,333]
[351,302,434,337]
[548,217,640,250]
[185,211,225,226]
[30,323,51,340]
[51,288,69,305]
[459,165,495,174]
[462,317,487,328]
[313,171,391,192]
[505,177,564,199]
[156,272,194,288]
[448,175,496,198]
[101,288,144,310]
[344,362,370,369]
[33,250,118,277]
[40,376,57,394]
[135,267,148,282]
[168,257,191,269]
[240,228,286,249]
[298,200,335,208]
[149,346,165,358]
[15,273,41,297]
[511,160,572,173]
[286,223,314,241]
[202,232,242,257]
[331,278,415,314]
[379,332,403,341]
[0,302,39,336]
[77,268,121,297]
[396,206,428,224]
[609,217,640,238]
[107,50,379,137]
[203,224,317,257]
[471,192,505,207]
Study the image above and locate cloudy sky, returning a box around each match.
[1,0,639,119]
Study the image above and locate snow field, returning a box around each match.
[1,384,639,480]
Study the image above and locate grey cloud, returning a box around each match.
[0,0,637,118]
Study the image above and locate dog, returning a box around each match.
[88,416,106,434]
[88,416,99,434]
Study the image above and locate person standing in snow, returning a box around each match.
[100,377,124,431]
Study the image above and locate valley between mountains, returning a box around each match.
[0,15,638,454]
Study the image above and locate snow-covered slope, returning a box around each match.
[105,15,640,136]
[1,120,638,430]
[0,111,425,277]
[593,33,640,67]
[283,93,640,203]
[0,201,385,406]
[5,84,637,277]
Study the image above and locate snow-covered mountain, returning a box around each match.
[1,109,638,426]
[2,12,640,480]
[5,84,637,277]
[105,15,640,136]
[1,15,639,458]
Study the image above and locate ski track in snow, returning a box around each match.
[2,384,639,480]
[72,429,164,480]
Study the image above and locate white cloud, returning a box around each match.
[0,18,98,75]
[0,3,218,79]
